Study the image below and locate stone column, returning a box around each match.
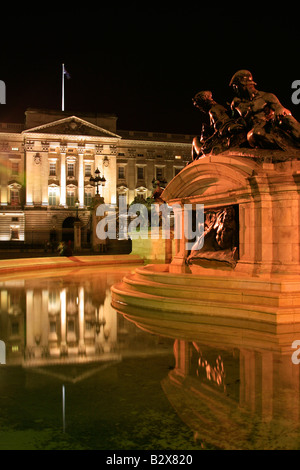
[78,152,84,207]
[41,151,49,206]
[60,152,66,206]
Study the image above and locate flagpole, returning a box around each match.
[62,63,65,111]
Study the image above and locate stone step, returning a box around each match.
[134,266,300,293]
[121,272,300,309]
[111,279,300,325]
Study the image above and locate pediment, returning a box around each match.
[22,115,121,139]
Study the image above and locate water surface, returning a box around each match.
[0,265,300,450]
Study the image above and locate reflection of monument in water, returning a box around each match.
[110,70,300,449]
[115,289,300,449]
[157,323,300,450]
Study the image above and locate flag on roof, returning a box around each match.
[63,64,71,79]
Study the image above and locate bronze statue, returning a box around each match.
[229,70,300,150]
[192,71,300,157]
[187,206,238,268]
[192,90,246,159]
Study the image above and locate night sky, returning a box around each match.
[0,6,300,135]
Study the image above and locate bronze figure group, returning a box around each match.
[192,70,300,158]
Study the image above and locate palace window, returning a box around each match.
[136,187,147,200]
[156,167,164,180]
[84,189,93,207]
[11,322,19,335]
[49,162,56,176]
[137,167,144,180]
[67,163,75,177]
[10,189,19,206]
[48,187,58,206]
[66,188,76,206]
[11,162,19,176]
[10,225,19,240]
[85,163,92,177]
[118,166,125,179]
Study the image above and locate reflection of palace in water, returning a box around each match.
[0,270,164,366]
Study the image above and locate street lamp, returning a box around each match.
[90,167,106,195]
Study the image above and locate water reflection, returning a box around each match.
[121,312,300,449]
[2,267,300,449]
[0,268,167,367]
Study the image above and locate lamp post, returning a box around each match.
[74,199,81,252]
[90,167,106,196]
[90,168,107,253]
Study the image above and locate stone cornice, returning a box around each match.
[22,132,120,144]
[119,139,191,148]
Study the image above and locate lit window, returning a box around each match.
[137,192,145,200]
[67,163,75,177]
[66,189,75,206]
[85,164,91,177]
[49,162,56,176]
[49,187,58,206]
[84,190,93,207]
[10,189,19,206]
[10,226,19,240]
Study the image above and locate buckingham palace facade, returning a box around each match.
[0,108,192,247]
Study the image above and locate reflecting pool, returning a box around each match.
[1,265,300,450]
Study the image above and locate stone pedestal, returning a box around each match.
[163,151,300,277]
